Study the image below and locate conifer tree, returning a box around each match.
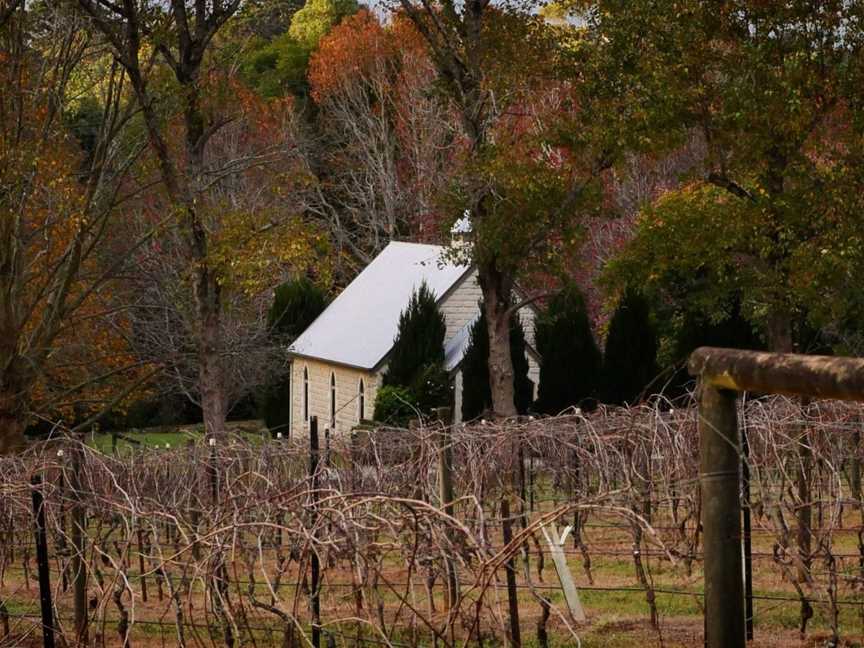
[269,278,328,338]
[536,284,601,414]
[261,278,328,434]
[383,281,446,388]
[601,288,659,405]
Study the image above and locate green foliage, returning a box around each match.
[289,0,358,50]
[587,0,864,351]
[64,97,103,156]
[381,282,449,417]
[410,363,451,417]
[240,34,313,98]
[535,284,601,414]
[238,0,357,98]
[601,288,659,406]
[662,299,765,398]
[261,279,328,434]
[268,277,328,337]
[372,385,417,426]
[461,306,533,421]
[384,282,446,386]
[511,316,534,415]
[461,311,491,422]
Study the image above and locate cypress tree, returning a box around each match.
[511,316,534,415]
[461,310,491,421]
[536,284,602,414]
[665,297,764,398]
[601,288,659,405]
[261,278,328,435]
[269,278,328,337]
[461,305,533,421]
[383,281,447,388]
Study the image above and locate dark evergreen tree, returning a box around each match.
[535,284,602,414]
[461,311,491,421]
[510,316,534,415]
[665,297,764,398]
[601,288,659,405]
[383,281,446,388]
[268,278,328,337]
[260,278,328,435]
[461,305,533,421]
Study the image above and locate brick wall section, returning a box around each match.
[290,358,381,439]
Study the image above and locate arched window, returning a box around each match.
[330,372,337,430]
[303,366,309,423]
[358,379,365,422]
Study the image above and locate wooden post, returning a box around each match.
[31,475,56,648]
[137,525,148,603]
[539,525,586,623]
[500,497,521,648]
[698,384,745,648]
[741,427,754,641]
[438,423,459,610]
[309,416,321,648]
[69,444,88,645]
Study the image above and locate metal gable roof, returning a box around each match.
[288,241,470,370]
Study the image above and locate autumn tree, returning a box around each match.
[0,1,152,451]
[307,11,454,268]
[77,0,327,435]
[589,0,864,353]
[391,2,616,417]
[238,0,358,98]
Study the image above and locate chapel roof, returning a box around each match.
[288,241,471,370]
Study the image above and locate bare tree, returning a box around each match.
[306,11,455,271]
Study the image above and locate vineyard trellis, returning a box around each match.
[1,393,864,646]
[691,346,864,648]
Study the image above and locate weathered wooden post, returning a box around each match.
[690,347,864,648]
[31,474,56,648]
[69,443,88,645]
[697,383,745,648]
[500,496,522,648]
[741,428,754,641]
[309,416,321,648]
[436,412,460,612]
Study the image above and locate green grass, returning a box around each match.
[86,420,268,454]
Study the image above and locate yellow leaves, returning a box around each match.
[208,208,332,296]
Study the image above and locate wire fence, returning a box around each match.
[2,397,864,646]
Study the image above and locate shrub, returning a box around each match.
[410,362,452,416]
[535,284,602,414]
[382,281,449,416]
[373,385,418,426]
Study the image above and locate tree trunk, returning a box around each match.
[185,72,227,438]
[0,364,29,454]
[195,266,227,436]
[478,260,517,418]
